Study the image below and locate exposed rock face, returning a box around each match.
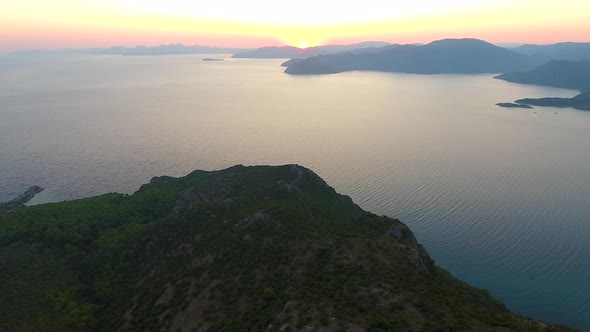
[277,165,331,192]
[149,175,176,185]
[385,222,435,273]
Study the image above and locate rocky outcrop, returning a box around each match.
[385,222,435,273]
[0,185,44,212]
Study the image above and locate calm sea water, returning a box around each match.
[1,54,589,329]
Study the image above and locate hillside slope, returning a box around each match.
[0,165,573,331]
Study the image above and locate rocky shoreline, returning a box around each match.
[0,185,44,212]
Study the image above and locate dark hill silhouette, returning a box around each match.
[284,38,540,75]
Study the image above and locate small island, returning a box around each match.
[202,58,224,62]
[496,102,534,109]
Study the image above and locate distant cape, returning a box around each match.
[4,44,250,57]
[495,60,590,111]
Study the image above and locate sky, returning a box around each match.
[1,0,589,52]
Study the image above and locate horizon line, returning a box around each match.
[3,38,590,56]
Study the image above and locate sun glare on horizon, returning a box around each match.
[297,40,309,49]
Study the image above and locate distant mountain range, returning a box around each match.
[284,39,542,75]
[511,42,590,61]
[4,44,249,56]
[231,41,392,59]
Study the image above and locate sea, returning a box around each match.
[1,54,589,329]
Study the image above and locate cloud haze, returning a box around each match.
[2,0,589,52]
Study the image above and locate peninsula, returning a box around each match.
[496,60,590,110]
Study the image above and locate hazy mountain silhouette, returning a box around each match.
[512,42,590,61]
[231,41,391,59]
[5,44,248,56]
[284,39,540,75]
[495,60,590,92]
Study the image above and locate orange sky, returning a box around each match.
[1,0,589,53]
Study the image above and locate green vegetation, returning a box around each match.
[0,165,574,331]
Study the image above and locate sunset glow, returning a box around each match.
[298,40,310,49]
[1,0,589,52]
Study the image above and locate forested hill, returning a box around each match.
[0,165,573,331]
